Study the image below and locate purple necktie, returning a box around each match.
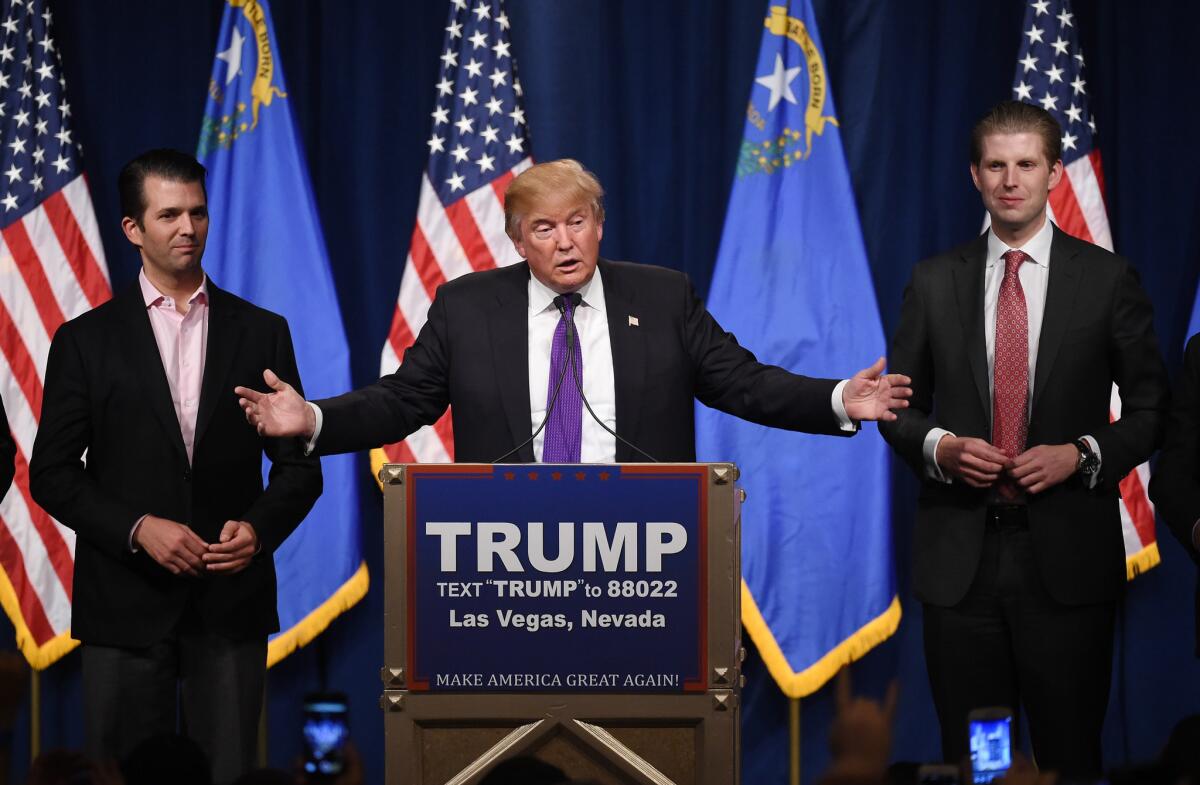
[542,295,583,462]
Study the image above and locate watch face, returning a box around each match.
[1076,442,1098,474]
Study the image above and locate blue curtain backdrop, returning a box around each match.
[2,2,1197,783]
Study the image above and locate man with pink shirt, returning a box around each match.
[30,149,321,783]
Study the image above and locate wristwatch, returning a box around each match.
[1074,438,1100,480]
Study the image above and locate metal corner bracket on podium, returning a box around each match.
[379,462,744,784]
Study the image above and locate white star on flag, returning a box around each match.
[754,53,802,112]
[215,25,245,85]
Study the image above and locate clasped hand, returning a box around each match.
[936,437,1079,493]
[135,516,259,575]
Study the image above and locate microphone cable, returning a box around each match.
[560,295,659,463]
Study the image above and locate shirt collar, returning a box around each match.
[527,265,606,316]
[139,268,209,309]
[986,216,1055,270]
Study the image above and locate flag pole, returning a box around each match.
[790,696,801,785]
[29,669,40,763]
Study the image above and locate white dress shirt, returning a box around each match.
[527,271,618,462]
[923,218,1100,482]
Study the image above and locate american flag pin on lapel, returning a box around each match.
[628,315,639,327]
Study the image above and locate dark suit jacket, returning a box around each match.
[1148,334,1200,655]
[880,227,1168,608]
[316,259,849,461]
[30,281,322,648]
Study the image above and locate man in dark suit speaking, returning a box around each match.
[236,159,910,463]
[879,102,1168,778]
[30,149,321,782]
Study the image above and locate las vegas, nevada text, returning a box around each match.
[425,520,689,633]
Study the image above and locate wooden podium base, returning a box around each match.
[381,691,739,784]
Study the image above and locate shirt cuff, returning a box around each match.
[304,402,323,456]
[130,514,148,553]
[1080,434,1101,489]
[923,428,955,484]
[831,380,856,432]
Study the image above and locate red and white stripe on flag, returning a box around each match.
[0,176,112,668]
[370,163,530,476]
[371,0,532,479]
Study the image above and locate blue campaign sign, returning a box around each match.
[405,464,708,692]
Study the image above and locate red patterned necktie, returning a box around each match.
[993,250,1029,499]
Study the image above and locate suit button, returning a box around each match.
[183,468,192,481]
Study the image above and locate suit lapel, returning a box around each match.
[195,283,243,449]
[489,263,535,462]
[118,284,189,462]
[1032,227,1082,412]
[599,260,645,461]
[953,235,991,421]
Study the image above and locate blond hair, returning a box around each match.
[503,159,605,239]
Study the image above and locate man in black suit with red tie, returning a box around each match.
[879,102,1168,778]
[30,149,320,783]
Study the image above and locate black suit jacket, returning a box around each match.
[30,281,322,647]
[880,227,1168,607]
[1148,334,1200,655]
[317,259,849,461]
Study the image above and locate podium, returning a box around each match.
[379,463,743,785]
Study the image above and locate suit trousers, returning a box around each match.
[922,506,1115,780]
[82,605,267,785]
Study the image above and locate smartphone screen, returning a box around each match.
[303,693,349,777]
[969,713,1012,784]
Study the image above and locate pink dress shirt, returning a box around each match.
[139,269,209,464]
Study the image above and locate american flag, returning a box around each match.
[371,0,530,471]
[1012,0,1158,579]
[0,0,111,667]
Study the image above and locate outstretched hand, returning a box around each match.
[842,357,912,422]
[235,369,315,439]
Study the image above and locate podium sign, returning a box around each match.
[407,464,708,693]
[381,463,742,785]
